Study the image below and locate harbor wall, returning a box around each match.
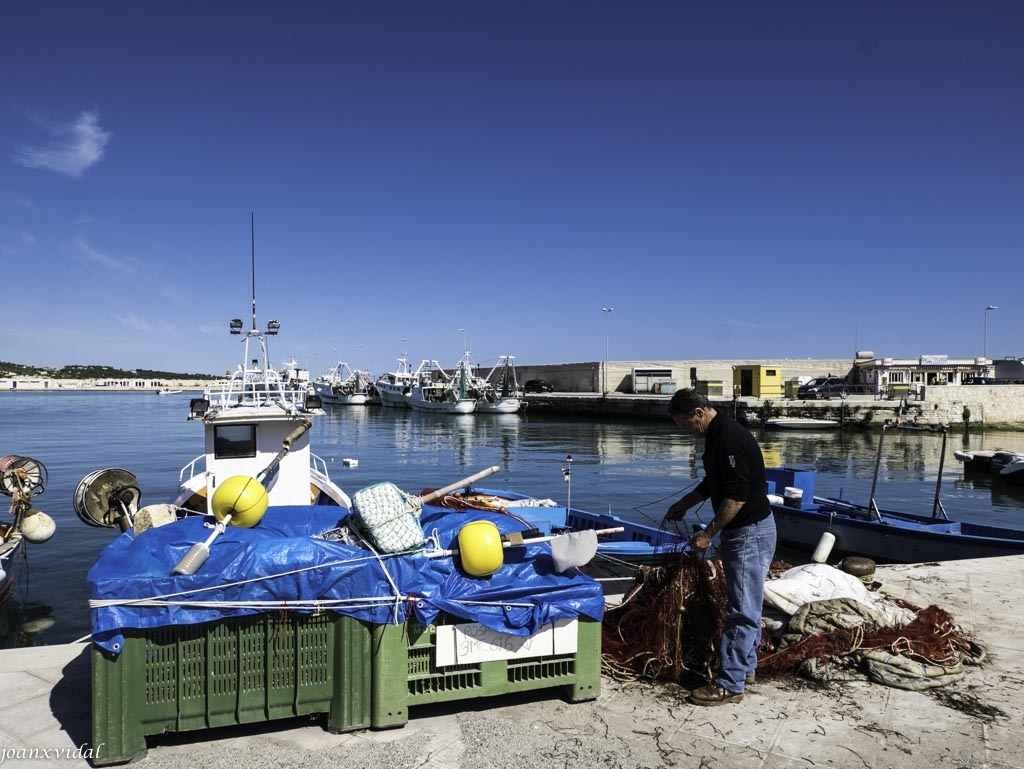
[514,359,853,394]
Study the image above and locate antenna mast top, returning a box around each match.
[250,212,257,331]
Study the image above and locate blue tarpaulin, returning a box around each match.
[88,503,605,653]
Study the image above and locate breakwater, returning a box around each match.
[523,390,1024,429]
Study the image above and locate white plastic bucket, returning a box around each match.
[783,486,803,509]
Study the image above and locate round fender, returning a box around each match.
[211,475,269,527]
[457,520,503,577]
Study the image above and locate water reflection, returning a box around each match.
[0,598,56,649]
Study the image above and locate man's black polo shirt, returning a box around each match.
[693,411,772,530]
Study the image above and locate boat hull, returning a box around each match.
[377,384,411,408]
[474,397,521,414]
[772,502,1024,563]
[409,397,476,414]
[764,417,839,430]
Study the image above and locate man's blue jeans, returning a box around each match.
[714,513,777,693]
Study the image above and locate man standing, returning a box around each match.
[664,389,777,706]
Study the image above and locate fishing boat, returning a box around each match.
[311,361,373,405]
[764,416,839,430]
[74,262,351,531]
[473,355,522,414]
[0,455,56,604]
[408,358,477,414]
[769,422,1024,563]
[279,356,311,392]
[376,346,419,408]
[156,388,183,395]
[75,229,606,764]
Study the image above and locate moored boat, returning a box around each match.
[473,355,522,414]
[954,448,1024,475]
[312,361,373,405]
[770,423,1024,563]
[376,347,418,408]
[74,225,607,764]
[408,359,477,414]
[999,458,1024,486]
[764,416,839,430]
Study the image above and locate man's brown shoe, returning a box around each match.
[689,684,743,706]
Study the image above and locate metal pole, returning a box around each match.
[984,305,997,359]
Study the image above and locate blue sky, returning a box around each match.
[2,2,1021,377]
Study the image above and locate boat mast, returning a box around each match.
[251,212,260,333]
[867,421,888,518]
[932,427,949,520]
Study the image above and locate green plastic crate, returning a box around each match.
[371,615,601,728]
[91,612,372,766]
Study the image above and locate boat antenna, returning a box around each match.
[250,211,257,331]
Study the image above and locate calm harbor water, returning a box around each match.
[3,391,1024,648]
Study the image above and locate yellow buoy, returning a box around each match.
[211,475,269,528]
[457,520,503,577]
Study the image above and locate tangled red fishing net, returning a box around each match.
[602,550,980,687]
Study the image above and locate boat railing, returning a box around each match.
[179,454,206,484]
[310,452,331,480]
[204,373,311,413]
[180,451,333,487]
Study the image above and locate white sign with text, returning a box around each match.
[434,618,578,666]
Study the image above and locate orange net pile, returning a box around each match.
[602,552,728,685]
[756,602,980,677]
[602,552,980,687]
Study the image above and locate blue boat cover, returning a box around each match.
[88,503,606,653]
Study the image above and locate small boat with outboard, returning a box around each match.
[769,422,1024,563]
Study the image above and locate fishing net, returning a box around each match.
[602,552,732,685]
[601,550,984,691]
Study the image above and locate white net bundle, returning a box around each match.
[351,482,426,553]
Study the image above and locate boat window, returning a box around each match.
[214,424,257,459]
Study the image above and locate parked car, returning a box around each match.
[797,376,850,400]
[523,379,555,393]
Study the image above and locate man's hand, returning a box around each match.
[689,527,713,551]
[665,498,690,522]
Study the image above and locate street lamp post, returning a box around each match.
[601,307,614,394]
[984,305,998,360]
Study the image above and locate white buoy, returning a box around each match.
[21,508,56,543]
[812,531,836,563]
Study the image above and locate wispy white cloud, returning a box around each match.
[64,214,94,228]
[13,111,112,178]
[20,231,36,245]
[112,313,176,335]
[13,196,38,214]
[72,236,136,274]
[113,313,153,333]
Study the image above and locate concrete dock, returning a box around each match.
[2,555,1022,769]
